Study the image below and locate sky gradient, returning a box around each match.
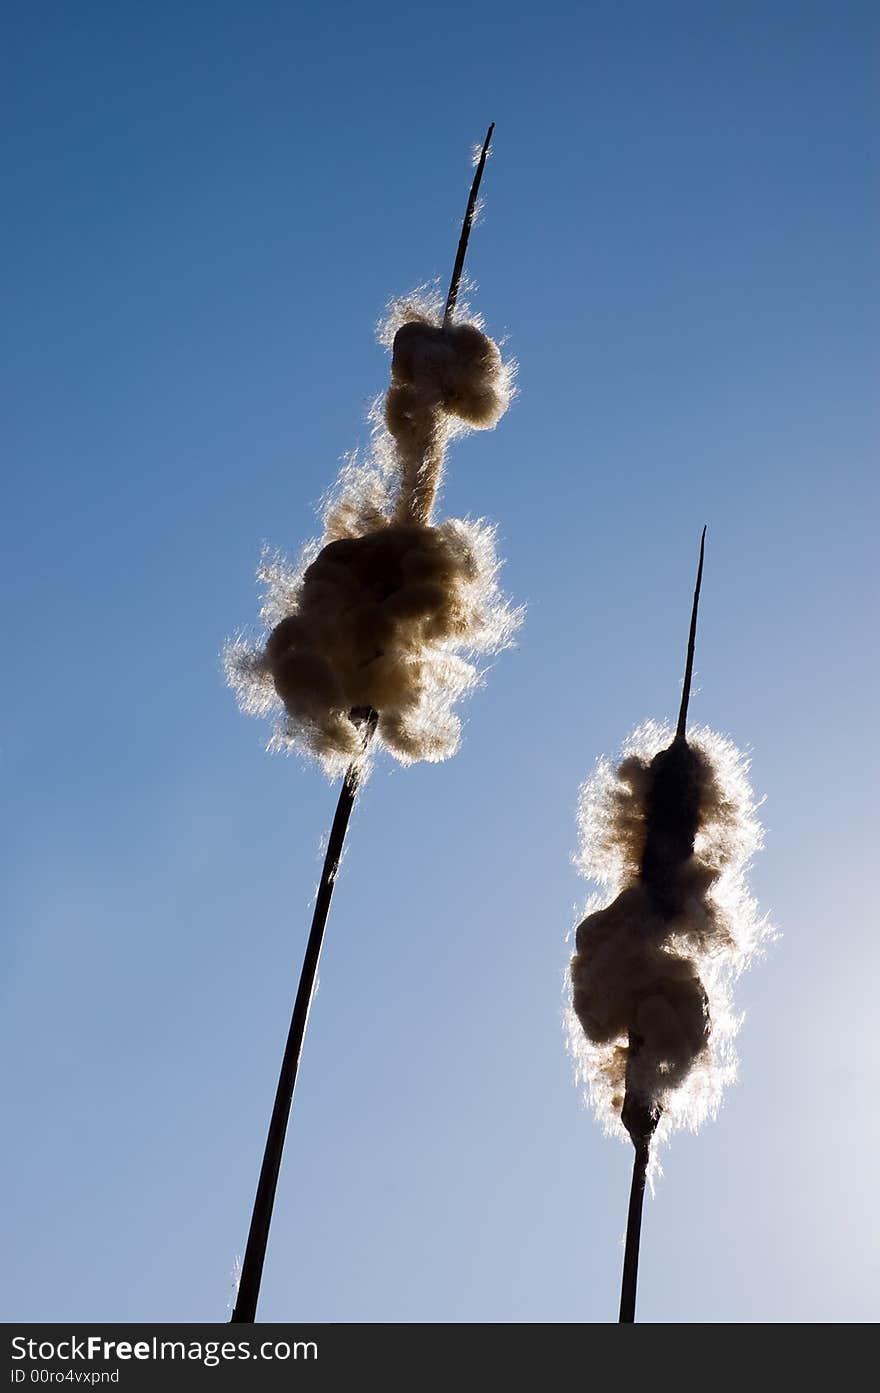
[2,0,877,1322]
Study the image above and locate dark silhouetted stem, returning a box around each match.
[444,123,494,323]
[619,1138,651,1323]
[231,709,378,1323]
[675,525,707,743]
[619,1030,660,1323]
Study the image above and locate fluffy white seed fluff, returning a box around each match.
[566,721,769,1148]
[226,292,519,775]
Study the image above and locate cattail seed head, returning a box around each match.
[226,292,519,775]
[567,720,769,1147]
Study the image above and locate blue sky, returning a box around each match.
[2,0,877,1322]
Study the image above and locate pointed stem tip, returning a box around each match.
[444,123,495,323]
[675,525,707,743]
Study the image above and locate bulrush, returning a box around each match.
[226,126,519,1322]
[567,531,770,1321]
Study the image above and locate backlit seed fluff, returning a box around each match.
[566,721,770,1148]
[225,292,520,775]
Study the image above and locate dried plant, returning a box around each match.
[226,126,519,1322]
[566,531,770,1321]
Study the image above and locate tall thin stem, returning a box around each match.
[444,122,494,323]
[231,709,378,1324]
[618,1139,651,1323]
